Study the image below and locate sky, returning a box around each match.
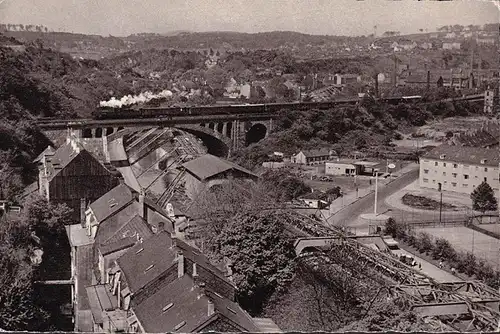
[0,0,498,37]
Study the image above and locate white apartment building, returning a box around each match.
[419,145,500,196]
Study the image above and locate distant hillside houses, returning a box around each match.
[476,37,496,45]
[442,42,461,50]
[223,78,251,99]
[334,73,361,86]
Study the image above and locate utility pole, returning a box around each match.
[374,171,379,215]
[438,182,443,224]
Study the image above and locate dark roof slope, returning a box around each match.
[45,142,79,181]
[133,275,259,333]
[181,154,258,181]
[117,232,233,295]
[422,144,500,167]
[89,183,135,223]
[34,145,55,163]
[98,214,153,256]
[116,232,176,294]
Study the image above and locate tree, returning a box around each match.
[261,170,311,202]
[213,211,296,314]
[471,181,498,213]
[417,232,433,254]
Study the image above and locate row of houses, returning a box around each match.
[26,134,277,333]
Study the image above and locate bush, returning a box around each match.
[433,238,456,261]
[417,232,433,254]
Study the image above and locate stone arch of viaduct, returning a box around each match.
[76,119,274,156]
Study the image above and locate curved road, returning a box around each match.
[327,168,469,230]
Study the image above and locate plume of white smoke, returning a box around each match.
[99,89,173,108]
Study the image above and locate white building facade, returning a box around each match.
[419,145,500,196]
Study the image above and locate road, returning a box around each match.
[327,168,420,228]
[392,249,460,282]
[328,165,473,232]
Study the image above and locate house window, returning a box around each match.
[424,169,429,174]
[484,177,487,182]
[453,164,458,168]
[452,173,457,178]
[484,168,488,172]
[443,172,446,176]
[464,165,469,169]
[435,162,438,167]
[451,182,457,187]
[432,179,436,183]
[423,178,429,183]
[464,174,469,179]
[443,163,447,167]
[444,181,447,185]
[463,184,468,188]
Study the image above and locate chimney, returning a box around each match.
[374,74,379,98]
[207,300,215,317]
[426,71,430,90]
[138,190,147,221]
[70,138,80,154]
[193,262,198,277]
[177,252,184,278]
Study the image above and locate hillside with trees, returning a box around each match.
[231,92,479,169]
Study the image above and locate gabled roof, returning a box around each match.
[117,232,233,296]
[133,275,259,333]
[44,142,80,181]
[78,138,106,162]
[422,145,500,167]
[20,181,39,199]
[33,145,55,163]
[116,232,177,294]
[299,148,332,158]
[89,183,135,223]
[299,191,328,201]
[97,214,153,256]
[181,154,258,181]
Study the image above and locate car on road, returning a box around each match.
[399,254,417,266]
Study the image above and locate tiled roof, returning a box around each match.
[33,145,55,163]
[78,138,106,162]
[299,191,328,201]
[422,144,500,167]
[106,214,152,245]
[98,215,153,256]
[86,284,118,324]
[174,238,232,287]
[208,289,260,332]
[99,237,136,256]
[181,154,258,181]
[133,275,259,333]
[45,143,79,181]
[300,148,332,158]
[117,232,176,294]
[117,232,232,296]
[75,244,95,313]
[94,202,141,246]
[89,183,135,223]
[20,181,39,199]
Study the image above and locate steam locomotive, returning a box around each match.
[91,96,422,120]
[91,99,360,120]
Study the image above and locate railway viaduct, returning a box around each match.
[36,113,277,156]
